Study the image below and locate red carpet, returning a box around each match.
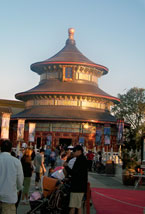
[91,188,145,214]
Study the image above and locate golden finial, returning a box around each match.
[68,28,75,40]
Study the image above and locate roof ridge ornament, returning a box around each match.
[66,28,76,45]
[68,28,75,40]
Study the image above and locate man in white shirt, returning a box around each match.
[0,140,24,214]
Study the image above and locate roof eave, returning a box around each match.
[11,117,117,125]
[15,91,120,104]
[31,61,108,75]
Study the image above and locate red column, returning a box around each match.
[86,182,91,214]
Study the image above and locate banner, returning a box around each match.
[17,119,25,141]
[79,137,85,145]
[95,129,102,145]
[117,119,124,144]
[1,113,11,139]
[104,126,111,145]
[28,123,36,142]
[46,135,52,146]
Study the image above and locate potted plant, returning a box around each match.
[121,151,138,185]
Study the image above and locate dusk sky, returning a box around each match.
[0,0,145,100]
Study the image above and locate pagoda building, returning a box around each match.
[11,28,120,151]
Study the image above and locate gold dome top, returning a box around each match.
[68,28,75,40]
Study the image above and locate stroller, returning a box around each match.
[27,176,71,214]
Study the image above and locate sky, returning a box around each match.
[0,0,145,101]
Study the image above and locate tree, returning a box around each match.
[112,87,145,150]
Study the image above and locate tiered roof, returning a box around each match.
[13,28,119,123]
[31,28,108,75]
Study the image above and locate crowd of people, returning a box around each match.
[0,140,98,214]
[0,138,107,214]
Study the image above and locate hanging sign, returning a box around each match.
[1,113,11,139]
[28,123,36,142]
[46,135,52,146]
[117,119,124,144]
[79,137,85,145]
[104,126,111,145]
[95,129,102,145]
[17,119,25,141]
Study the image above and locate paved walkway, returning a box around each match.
[17,165,145,214]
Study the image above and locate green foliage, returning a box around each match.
[112,87,145,150]
[121,150,137,169]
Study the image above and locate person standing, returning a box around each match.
[64,145,88,214]
[21,148,33,204]
[86,150,94,171]
[18,147,25,160]
[31,147,36,161]
[50,148,56,168]
[34,148,46,190]
[44,145,51,167]
[0,140,24,214]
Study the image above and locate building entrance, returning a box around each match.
[36,137,41,149]
[59,138,72,148]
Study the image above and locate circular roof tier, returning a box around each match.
[31,28,109,75]
[11,106,117,123]
[15,79,120,104]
